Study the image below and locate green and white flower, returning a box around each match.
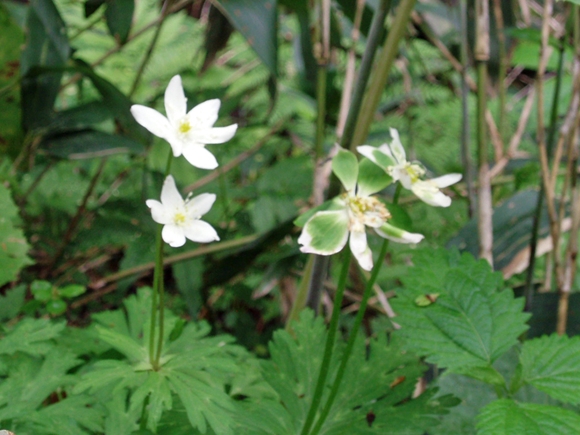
[131,75,237,170]
[298,149,424,271]
[146,175,219,247]
[357,128,461,207]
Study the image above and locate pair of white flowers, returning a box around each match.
[131,75,237,247]
[298,129,461,271]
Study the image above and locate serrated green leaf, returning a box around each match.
[0,318,64,356]
[356,157,392,196]
[332,148,358,192]
[476,399,580,435]
[96,326,148,363]
[130,371,173,431]
[0,184,33,286]
[74,360,144,395]
[519,334,580,404]
[392,250,530,373]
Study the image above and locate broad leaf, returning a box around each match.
[518,334,580,404]
[476,399,580,435]
[105,0,134,44]
[212,0,278,76]
[392,250,530,373]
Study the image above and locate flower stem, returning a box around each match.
[149,150,174,369]
[300,249,352,435]
[309,184,401,435]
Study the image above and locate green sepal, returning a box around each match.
[371,147,395,170]
[357,157,392,196]
[301,210,349,254]
[332,148,358,192]
[294,197,342,228]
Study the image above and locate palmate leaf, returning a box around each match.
[76,288,244,433]
[0,318,64,356]
[233,310,456,434]
[392,250,530,375]
[517,334,580,404]
[476,399,580,435]
[0,349,102,435]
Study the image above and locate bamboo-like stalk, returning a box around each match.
[460,0,475,217]
[492,0,507,146]
[351,0,417,147]
[475,0,493,266]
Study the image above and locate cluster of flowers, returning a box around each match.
[133,77,461,270]
[298,128,461,270]
[131,75,237,247]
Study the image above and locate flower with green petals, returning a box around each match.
[357,128,461,207]
[298,149,424,271]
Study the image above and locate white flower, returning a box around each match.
[297,149,424,271]
[357,128,462,207]
[146,175,219,247]
[130,75,238,170]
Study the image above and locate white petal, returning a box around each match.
[130,105,171,139]
[162,225,186,247]
[411,181,451,207]
[160,175,184,209]
[164,75,187,125]
[430,173,462,188]
[146,199,171,225]
[349,230,373,271]
[191,124,238,144]
[186,193,216,218]
[182,145,219,170]
[392,166,413,189]
[356,145,378,163]
[298,210,349,255]
[183,220,220,243]
[375,222,424,244]
[388,128,407,164]
[186,99,221,129]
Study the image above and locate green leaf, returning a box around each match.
[84,0,105,17]
[46,101,113,134]
[518,334,580,404]
[392,250,530,373]
[31,279,53,302]
[300,210,348,254]
[59,284,86,299]
[476,399,580,435]
[105,0,134,44]
[46,299,67,315]
[0,285,26,321]
[129,371,173,430]
[356,157,392,196]
[212,0,278,76]
[0,318,64,356]
[41,129,145,159]
[21,0,70,130]
[0,184,33,286]
[234,310,457,434]
[332,148,358,192]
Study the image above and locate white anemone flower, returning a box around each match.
[131,75,237,170]
[146,175,219,247]
[357,128,462,207]
[298,149,424,271]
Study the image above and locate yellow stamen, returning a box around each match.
[179,121,192,134]
[174,213,186,225]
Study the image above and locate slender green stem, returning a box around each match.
[300,250,352,435]
[309,186,401,435]
[286,255,315,329]
[523,40,565,311]
[149,150,174,369]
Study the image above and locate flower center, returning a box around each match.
[403,162,425,183]
[344,194,391,231]
[178,121,192,134]
[174,212,186,225]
